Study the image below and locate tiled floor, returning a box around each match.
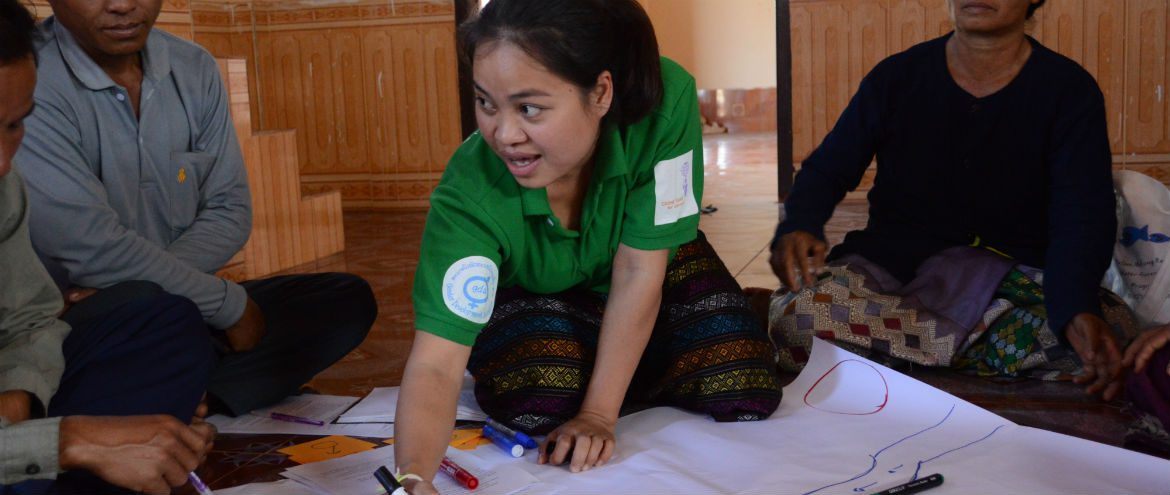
[186,133,1166,492]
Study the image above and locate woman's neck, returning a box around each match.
[546,156,595,232]
[946,29,1031,98]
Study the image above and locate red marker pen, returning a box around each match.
[439,456,479,490]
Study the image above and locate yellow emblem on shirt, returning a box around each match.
[178,168,187,184]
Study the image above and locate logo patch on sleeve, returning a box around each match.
[653,150,700,225]
[442,256,498,324]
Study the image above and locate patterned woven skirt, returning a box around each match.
[468,232,782,434]
[769,246,1138,380]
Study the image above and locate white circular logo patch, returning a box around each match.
[442,256,498,324]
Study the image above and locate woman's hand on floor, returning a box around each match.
[1122,324,1170,376]
[1066,313,1125,401]
[770,231,827,291]
[538,410,616,473]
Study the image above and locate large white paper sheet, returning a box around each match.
[282,446,541,495]
[455,339,1170,495]
[338,373,487,423]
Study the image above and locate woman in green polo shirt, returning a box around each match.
[394,0,782,490]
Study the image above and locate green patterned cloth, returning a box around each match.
[956,268,1137,379]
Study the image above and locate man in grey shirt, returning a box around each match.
[0,1,216,492]
[16,0,377,416]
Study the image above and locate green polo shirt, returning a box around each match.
[414,57,702,346]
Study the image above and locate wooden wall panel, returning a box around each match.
[845,2,889,89]
[1079,1,1127,153]
[361,27,403,176]
[1032,0,1085,63]
[790,3,816,160]
[793,2,848,162]
[390,26,434,174]
[1126,0,1170,155]
[193,2,459,208]
[790,0,886,161]
[194,32,235,58]
[213,59,347,279]
[888,0,951,54]
[424,23,463,176]
[258,32,309,164]
[297,31,340,174]
[331,31,371,174]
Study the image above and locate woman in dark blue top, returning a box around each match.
[769,0,1136,400]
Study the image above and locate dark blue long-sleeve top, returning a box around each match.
[773,34,1116,337]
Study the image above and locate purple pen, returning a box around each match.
[269,411,325,426]
[188,472,215,495]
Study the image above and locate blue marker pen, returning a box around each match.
[482,424,525,457]
[485,418,538,449]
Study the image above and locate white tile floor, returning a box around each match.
[699,132,869,289]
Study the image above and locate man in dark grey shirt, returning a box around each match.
[0,1,216,492]
[16,0,377,416]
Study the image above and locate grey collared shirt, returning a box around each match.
[0,171,69,484]
[16,18,251,329]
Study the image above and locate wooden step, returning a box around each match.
[215,58,347,281]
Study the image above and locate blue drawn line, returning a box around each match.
[853,481,878,492]
[803,405,957,495]
[911,424,1007,480]
[887,464,903,474]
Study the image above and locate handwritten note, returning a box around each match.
[381,428,492,450]
[279,435,378,464]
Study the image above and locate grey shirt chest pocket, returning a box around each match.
[167,151,215,233]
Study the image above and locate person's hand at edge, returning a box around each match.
[769,231,827,292]
[224,296,265,353]
[1122,324,1170,376]
[0,390,32,423]
[1067,313,1126,401]
[58,415,216,495]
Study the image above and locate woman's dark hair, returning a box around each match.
[1026,0,1046,19]
[459,0,663,126]
[0,0,37,65]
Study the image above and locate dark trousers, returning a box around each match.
[58,273,375,415]
[3,282,212,495]
[50,282,213,421]
[210,273,376,414]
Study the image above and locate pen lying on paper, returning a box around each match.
[257,411,325,426]
[873,473,944,495]
[439,456,479,489]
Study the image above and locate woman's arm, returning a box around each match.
[394,332,472,494]
[541,243,668,472]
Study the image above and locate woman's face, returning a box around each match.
[947,0,1039,35]
[472,41,612,191]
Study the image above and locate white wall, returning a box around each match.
[641,0,778,90]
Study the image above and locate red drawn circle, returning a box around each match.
[803,359,889,415]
